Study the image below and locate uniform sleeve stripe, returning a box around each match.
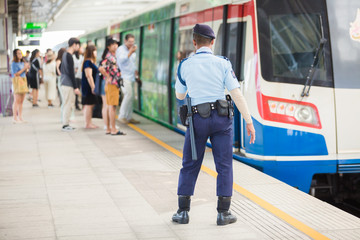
[177,58,188,87]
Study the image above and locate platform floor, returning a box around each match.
[0,95,360,240]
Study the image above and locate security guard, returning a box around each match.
[172,24,256,226]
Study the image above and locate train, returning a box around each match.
[77,0,360,202]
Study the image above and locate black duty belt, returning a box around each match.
[191,100,230,118]
[191,102,216,114]
[179,97,233,126]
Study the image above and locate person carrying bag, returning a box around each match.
[11,49,30,123]
[12,76,29,94]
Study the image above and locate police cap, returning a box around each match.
[193,24,215,39]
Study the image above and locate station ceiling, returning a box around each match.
[10,0,173,35]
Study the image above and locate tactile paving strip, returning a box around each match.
[231,199,310,240]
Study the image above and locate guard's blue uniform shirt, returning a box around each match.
[175,47,240,106]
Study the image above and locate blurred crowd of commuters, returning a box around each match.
[10,34,141,135]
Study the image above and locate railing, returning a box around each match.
[0,74,13,117]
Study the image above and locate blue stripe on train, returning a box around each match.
[233,154,337,193]
[243,118,329,156]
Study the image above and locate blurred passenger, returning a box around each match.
[56,48,66,109]
[44,48,52,62]
[43,50,57,107]
[60,38,80,132]
[100,38,125,135]
[116,34,142,124]
[28,49,42,107]
[81,45,99,129]
[11,49,30,123]
[24,50,30,62]
[100,43,110,133]
[73,47,84,111]
[176,51,186,62]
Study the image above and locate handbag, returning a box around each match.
[94,72,103,96]
[12,76,29,94]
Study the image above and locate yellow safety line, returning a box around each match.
[128,123,330,240]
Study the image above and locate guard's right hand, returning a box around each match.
[246,123,256,144]
[74,88,80,95]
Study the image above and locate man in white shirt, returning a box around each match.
[116,34,142,124]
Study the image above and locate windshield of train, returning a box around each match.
[257,0,333,87]
[270,14,325,80]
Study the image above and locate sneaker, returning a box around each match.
[48,104,54,108]
[32,104,39,107]
[62,125,76,132]
[118,118,129,124]
[129,118,140,124]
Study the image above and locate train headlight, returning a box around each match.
[295,107,315,124]
[264,95,321,129]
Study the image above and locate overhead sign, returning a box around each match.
[21,29,42,34]
[18,40,40,46]
[23,22,47,29]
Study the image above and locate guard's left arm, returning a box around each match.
[176,91,187,100]
[175,73,187,100]
[224,61,255,144]
[230,88,255,144]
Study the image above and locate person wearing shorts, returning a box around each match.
[100,38,125,135]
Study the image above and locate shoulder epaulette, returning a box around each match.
[216,55,230,61]
[177,57,189,87]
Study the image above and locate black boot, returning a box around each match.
[172,195,190,224]
[217,196,237,226]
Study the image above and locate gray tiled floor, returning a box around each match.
[1,94,359,239]
[0,99,265,240]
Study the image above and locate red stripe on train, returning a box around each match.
[179,6,223,27]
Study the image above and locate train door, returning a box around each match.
[326,1,360,156]
[215,18,247,151]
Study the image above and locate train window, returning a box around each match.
[140,20,171,123]
[95,38,106,65]
[178,29,195,60]
[270,14,325,80]
[214,22,246,81]
[257,0,333,87]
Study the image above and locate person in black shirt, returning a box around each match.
[82,45,99,129]
[28,49,42,107]
[60,38,80,132]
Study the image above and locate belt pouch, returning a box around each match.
[216,100,229,116]
[197,103,211,118]
[179,105,189,126]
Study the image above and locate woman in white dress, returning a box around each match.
[43,51,57,107]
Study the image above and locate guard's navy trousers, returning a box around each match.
[177,109,233,197]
